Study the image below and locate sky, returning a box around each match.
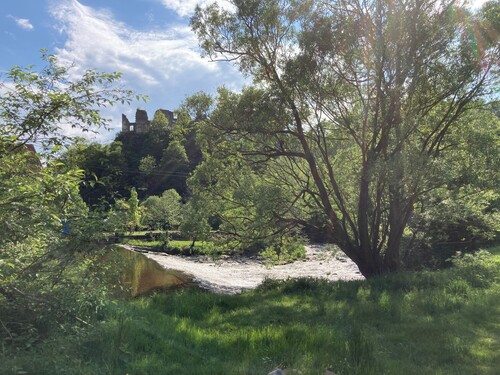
[0,0,244,142]
[0,0,491,143]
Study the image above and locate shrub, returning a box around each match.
[261,235,306,265]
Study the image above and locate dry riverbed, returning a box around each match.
[124,245,364,294]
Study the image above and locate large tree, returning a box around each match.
[191,0,499,276]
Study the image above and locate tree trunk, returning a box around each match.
[354,250,383,277]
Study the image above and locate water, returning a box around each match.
[119,248,193,297]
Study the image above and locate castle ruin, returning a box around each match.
[121,109,175,133]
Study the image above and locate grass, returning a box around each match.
[2,245,500,374]
[122,237,307,263]
[124,230,181,236]
[121,238,216,255]
[122,239,194,249]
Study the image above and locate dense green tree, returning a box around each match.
[404,104,500,266]
[191,0,499,276]
[0,150,126,337]
[60,139,128,206]
[81,108,198,200]
[128,187,141,231]
[186,143,306,252]
[145,110,171,160]
[180,195,213,248]
[137,154,159,195]
[114,131,150,192]
[0,53,135,340]
[141,189,183,230]
[139,155,158,174]
[158,140,190,194]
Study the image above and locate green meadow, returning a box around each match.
[2,246,500,375]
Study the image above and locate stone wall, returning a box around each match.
[121,109,175,133]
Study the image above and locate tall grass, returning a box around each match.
[2,246,500,374]
[121,238,215,254]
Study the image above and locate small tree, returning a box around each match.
[127,187,141,232]
[141,189,183,230]
[180,196,212,249]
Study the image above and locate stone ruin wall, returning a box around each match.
[121,108,175,133]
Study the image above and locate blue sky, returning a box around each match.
[0,0,489,142]
[1,0,245,142]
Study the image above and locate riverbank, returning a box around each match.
[121,244,364,294]
[4,246,500,375]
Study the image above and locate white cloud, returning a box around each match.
[7,16,34,31]
[161,0,235,18]
[16,18,34,30]
[471,0,489,8]
[48,0,245,142]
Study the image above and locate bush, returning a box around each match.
[448,249,499,288]
[403,187,499,269]
[260,235,306,265]
[141,189,182,230]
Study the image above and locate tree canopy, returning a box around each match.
[0,50,138,155]
[191,0,499,276]
[0,52,137,340]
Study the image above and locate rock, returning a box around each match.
[325,369,337,375]
[267,369,286,375]
[267,368,304,375]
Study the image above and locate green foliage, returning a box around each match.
[105,187,145,234]
[0,150,122,343]
[404,106,500,267]
[260,235,306,265]
[0,53,136,347]
[0,50,137,150]
[408,187,499,260]
[185,145,308,255]
[449,250,498,288]
[127,187,141,231]
[139,155,158,175]
[177,91,214,122]
[190,0,499,276]
[146,110,171,156]
[70,109,201,202]
[158,140,190,193]
[179,196,213,246]
[141,196,164,229]
[59,139,128,207]
[141,189,183,230]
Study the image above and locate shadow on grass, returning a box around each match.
[80,263,500,375]
[4,248,500,375]
[80,280,381,375]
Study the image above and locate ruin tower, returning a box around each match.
[121,109,150,133]
[134,109,149,133]
[121,108,176,133]
[121,114,131,132]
